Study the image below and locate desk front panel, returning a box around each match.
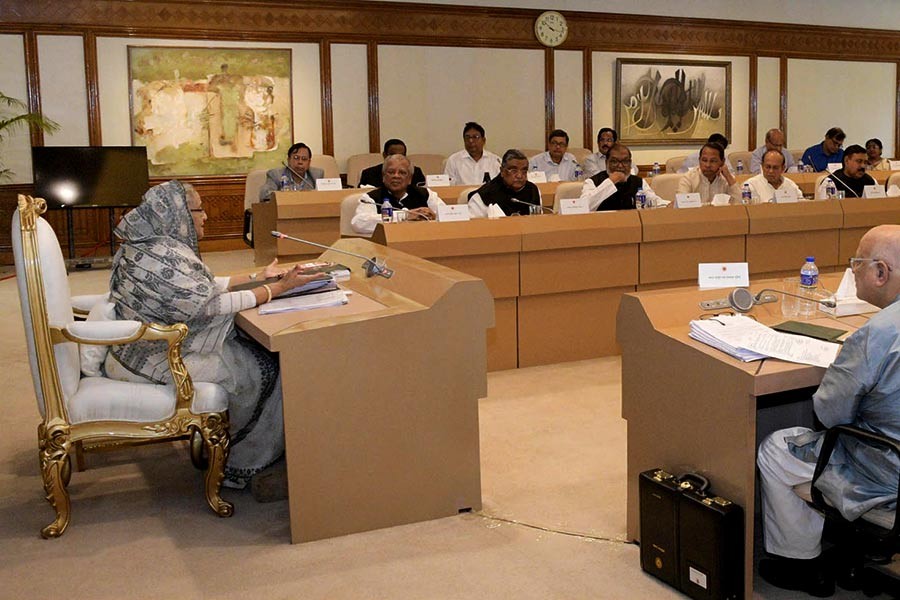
[520,245,638,296]
[839,196,900,265]
[746,229,840,276]
[639,236,746,285]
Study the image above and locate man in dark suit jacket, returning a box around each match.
[358,138,426,187]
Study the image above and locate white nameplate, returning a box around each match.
[675,192,702,208]
[889,160,900,171]
[548,173,561,183]
[827,162,842,173]
[774,188,798,203]
[698,262,750,290]
[436,204,470,222]
[315,178,342,191]
[863,185,886,199]
[558,197,589,215]
[527,171,548,183]
[425,174,450,187]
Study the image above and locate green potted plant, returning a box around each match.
[0,92,60,180]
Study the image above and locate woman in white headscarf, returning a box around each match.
[107,180,323,489]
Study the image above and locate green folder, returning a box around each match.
[772,321,847,343]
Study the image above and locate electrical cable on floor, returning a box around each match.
[474,511,638,545]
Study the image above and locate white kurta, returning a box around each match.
[443,149,501,186]
[677,167,740,203]
[744,173,802,203]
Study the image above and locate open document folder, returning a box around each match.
[689,315,840,368]
[259,289,349,315]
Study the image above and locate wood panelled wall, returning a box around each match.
[1,0,899,262]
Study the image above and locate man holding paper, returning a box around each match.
[814,144,877,199]
[351,154,444,236]
[744,149,802,203]
[677,142,740,204]
[578,143,662,211]
[757,225,900,596]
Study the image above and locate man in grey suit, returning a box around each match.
[259,142,324,200]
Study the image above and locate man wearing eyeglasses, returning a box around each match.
[757,224,900,596]
[578,143,662,211]
[801,127,845,172]
[443,122,501,185]
[529,129,582,181]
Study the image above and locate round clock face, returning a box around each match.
[534,11,568,47]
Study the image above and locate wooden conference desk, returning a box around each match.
[735,170,895,196]
[250,182,564,266]
[235,239,493,543]
[617,273,870,598]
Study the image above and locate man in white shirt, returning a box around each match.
[583,127,618,178]
[679,133,733,173]
[745,149,802,203]
[750,128,796,174]
[578,143,662,210]
[351,155,444,236]
[677,142,740,203]
[443,122,501,185]
[529,129,582,181]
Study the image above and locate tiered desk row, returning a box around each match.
[250,175,900,371]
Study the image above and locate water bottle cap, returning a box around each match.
[806,256,815,262]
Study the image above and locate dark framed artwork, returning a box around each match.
[129,46,293,176]
[615,58,731,146]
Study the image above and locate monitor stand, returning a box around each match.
[63,208,118,271]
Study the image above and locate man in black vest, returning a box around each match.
[579,143,662,210]
[358,138,426,188]
[467,149,543,217]
[815,144,877,199]
[350,155,443,236]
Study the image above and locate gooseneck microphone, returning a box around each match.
[752,288,837,309]
[509,198,557,214]
[281,161,307,181]
[700,287,836,312]
[270,231,394,279]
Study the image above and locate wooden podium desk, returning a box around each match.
[638,205,747,288]
[617,273,866,598]
[839,196,900,266]
[235,239,493,543]
[745,199,843,278]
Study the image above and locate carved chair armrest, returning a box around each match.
[51,321,195,410]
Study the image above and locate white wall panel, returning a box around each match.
[756,57,781,149]
[378,45,544,160]
[37,35,89,147]
[554,50,584,150]
[331,44,369,172]
[592,52,750,165]
[96,37,323,160]
[0,34,31,183]
[787,58,895,157]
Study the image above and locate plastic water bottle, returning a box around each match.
[825,179,836,200]
[280,173,292,191]
[799,257,819,317]
[741,183,752,205]
[652,162,660,176]
[574,163,584,181]
[635,188,647,209]
[736,159,744,175]
[380,199,393,223]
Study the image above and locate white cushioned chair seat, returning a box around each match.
[68,378,228,424]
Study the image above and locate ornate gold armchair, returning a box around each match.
[12,195,233,538]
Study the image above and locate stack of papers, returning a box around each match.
[259,289,349,315]
[689,315,841,368]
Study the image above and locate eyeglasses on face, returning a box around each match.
[607,158,632,166]
[849,257,893,272]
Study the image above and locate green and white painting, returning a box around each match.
[129,46,293,176]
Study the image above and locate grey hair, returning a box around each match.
[501,149,528,166]
[383,153,414,172]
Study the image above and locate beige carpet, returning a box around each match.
[0,250,877,599]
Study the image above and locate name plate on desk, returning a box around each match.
[675,192,702,208]
[774,188,798,203]
[890,160,900,171]
[698,262,749,290]
[827,163,842,173]
[436,204,471,222]
[558,197,589,215]
[527,171,548,183]
[863,185,886,198]
[315,178,343,191]
[425,174,450,187]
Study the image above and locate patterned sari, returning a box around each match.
[107,180,284,488]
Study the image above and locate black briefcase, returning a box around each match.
[639,469,744,600]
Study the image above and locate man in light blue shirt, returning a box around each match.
[757,224,900,596]
[749,128,796,174]
[528,129,582,181]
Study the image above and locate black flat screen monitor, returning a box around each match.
[32,146,149,209]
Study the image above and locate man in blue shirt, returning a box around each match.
[757,224,900,596]
[801,127,845,172]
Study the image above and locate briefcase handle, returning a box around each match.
[678,473,710,494]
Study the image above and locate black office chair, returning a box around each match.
[808,425,900,597]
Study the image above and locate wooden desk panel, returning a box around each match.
[839,196,900,264]
[521,245,638,296]
[639,205,747,242]
[746,199,842,234]
[639,236,746,285]
[519,211,641,251]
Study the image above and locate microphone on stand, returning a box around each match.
[281,161,307,181]
[270,231,394,279]
[509,198,556,214]
[700,287,836,312]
